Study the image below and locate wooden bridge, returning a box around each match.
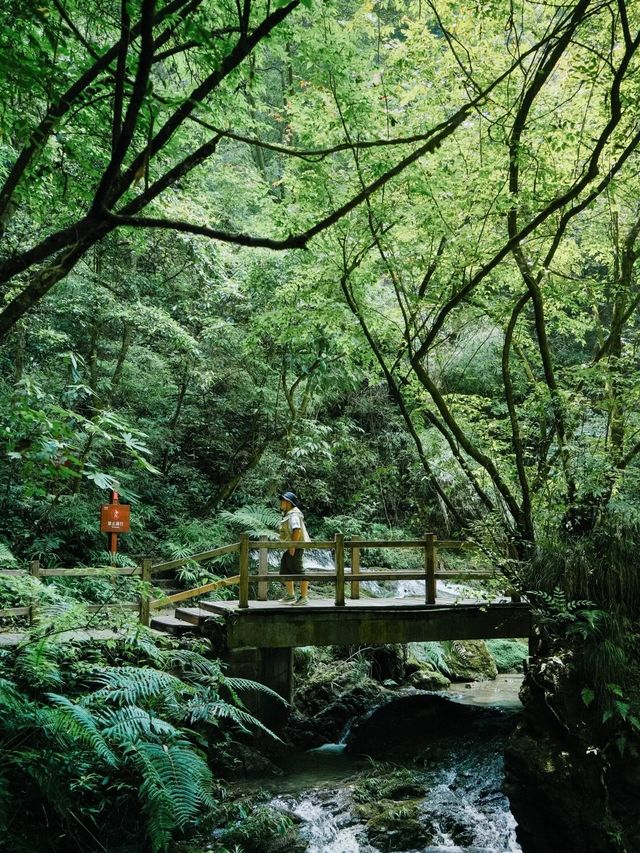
[1,534,530,722]
[147,533,529,647]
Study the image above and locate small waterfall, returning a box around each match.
[270,793,365,853]
[266,549,499,603]
[264,722,522,852]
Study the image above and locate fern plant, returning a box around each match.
[0,627,285,852]
[219,505,280,539]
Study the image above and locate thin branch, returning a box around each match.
[0,0,198,227]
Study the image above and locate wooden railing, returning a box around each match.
[231,533,494,609]
[0,533,508,626]
[0,542,241,627]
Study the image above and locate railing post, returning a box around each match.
[335,532,345,607]
[139,557,152,626]
[425,533,437,605]
[350,537,361,600]
[257,535,269,601]
[29,559,40,626]
[239,533,250,609]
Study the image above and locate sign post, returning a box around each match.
[100,482,130,560]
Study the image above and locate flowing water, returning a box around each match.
[235,679,523,852]
[249,548,522,851]
[296,549,511,603]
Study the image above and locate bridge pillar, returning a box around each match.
[222,646,293,732]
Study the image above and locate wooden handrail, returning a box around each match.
[0,606,31,617]
[151,541,240,574]
[247,538,478,550]
[40,566,142,577]
[243,570,496,582]
[150,575,241,610]
[0,534,490,623]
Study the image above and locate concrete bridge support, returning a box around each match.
[223,645,294,731]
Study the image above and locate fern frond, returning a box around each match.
[14,640,63,690]
[221,677,289,704]
[160,649,223,681]
[0,677,31,720]
[91,666,185,708]
[129,741,216,852]
[0,542,17,566]
[45,693,118,766]
[98,705,182,743]
[17,747,81,814]
[219,505,280,539]
[121,629,168,666]
[185,698,281,740]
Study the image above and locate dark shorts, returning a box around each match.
[280,549,304,576]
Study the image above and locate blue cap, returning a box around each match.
[279,491,299,507]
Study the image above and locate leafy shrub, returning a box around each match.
[0,628,284,852]
[486,639,528,673]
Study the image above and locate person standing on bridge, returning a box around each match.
[278,491,310,606]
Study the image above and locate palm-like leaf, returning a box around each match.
[91,666,185,709]
[219,505,280,539]
[46,693,118,766]
[131,741,217,852]
[98,705,182,743]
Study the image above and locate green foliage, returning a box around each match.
[220,505,281,539]
[351,764,426,804]
[211,800,296,853]
[0,627,282,852]
[485,639,529,674]
[410,642,455,678]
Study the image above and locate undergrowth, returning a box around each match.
[0,626,285,853]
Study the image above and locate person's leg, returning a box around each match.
[279,552,296,601]
[290,549,308,604]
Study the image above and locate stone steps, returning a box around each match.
[150,601,222,636]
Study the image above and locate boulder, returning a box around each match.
[345,693,500,758]
[442,639,498,681]
[409,666,450,691]
[505,654,640,853]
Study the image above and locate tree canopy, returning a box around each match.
[1,0,640,568]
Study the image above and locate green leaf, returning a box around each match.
[581,688,595,707]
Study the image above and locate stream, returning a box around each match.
[232,676,523,852]
[239,550,523,851]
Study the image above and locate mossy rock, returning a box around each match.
[213,803,305,853]
[293,645,333,679]
[486,639,528,673]
[352,767,427,804]
[409,664,450,690]
[362,800,434,850]
[346,693,497,757]
[442,640,498,681]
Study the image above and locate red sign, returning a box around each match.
[100,503,130,533]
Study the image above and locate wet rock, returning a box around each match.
[358,799,435,850]
[212,802,307,853]
[214,742,284,781]
[442,640,498,682]
[352,767,427,803]
[287,661,390,748]
[345,693,498,758]
[409,666,450,691]
[505,656,640,853]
